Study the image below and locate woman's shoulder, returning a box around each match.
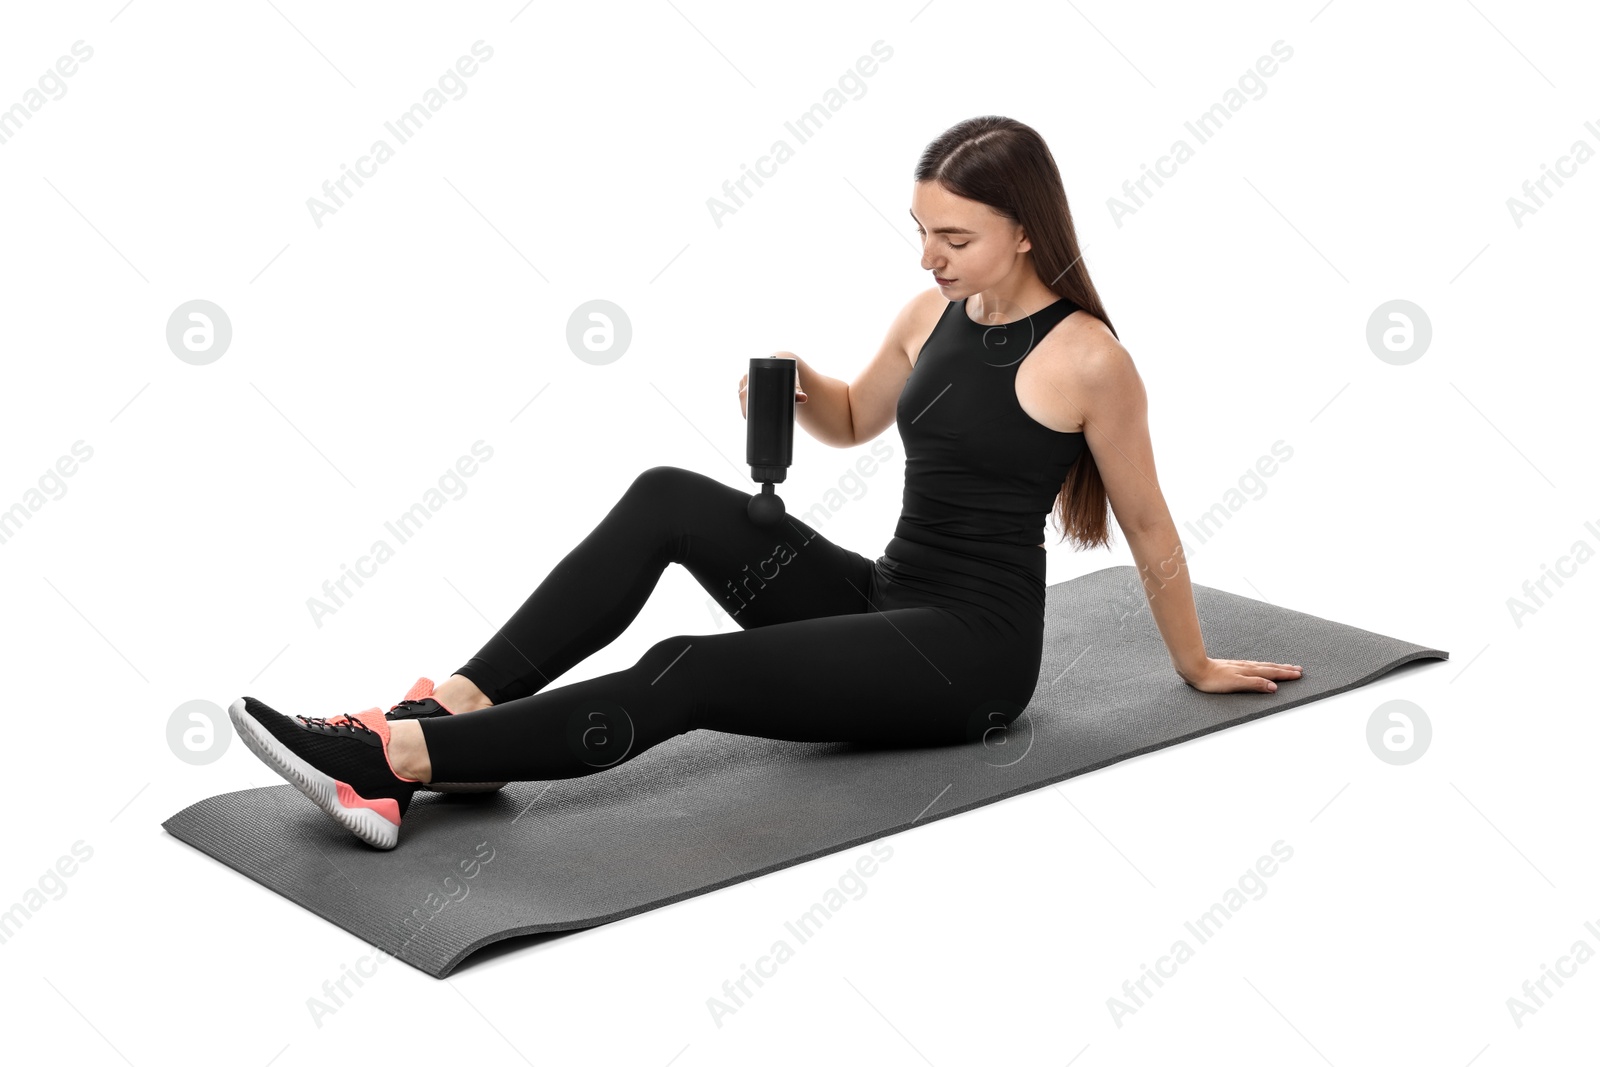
[1023,310,1134,425]
[903,287,956,368]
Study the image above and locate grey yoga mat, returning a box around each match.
[164,565,1447,978]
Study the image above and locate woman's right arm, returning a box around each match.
[753,293,925,449]
[786,353,853,448]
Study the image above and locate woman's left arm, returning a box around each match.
[1056,330,1302,695]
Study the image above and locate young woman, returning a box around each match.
[231,115,1303,849]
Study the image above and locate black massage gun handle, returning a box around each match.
[745,357,796,484]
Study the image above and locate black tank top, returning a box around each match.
[894,295,1087,549]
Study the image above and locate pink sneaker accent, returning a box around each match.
[336,779,401,825]
[399,675,458,715]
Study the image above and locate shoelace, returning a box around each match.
[296,712,376,736]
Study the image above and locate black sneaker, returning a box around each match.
[229,696,421,850]
[385,676,509,794]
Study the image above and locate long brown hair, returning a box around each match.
[915,115,1115,552]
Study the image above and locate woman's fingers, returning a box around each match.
[1233,659,1302,675]
[737,379,807,405]
[1213,658,1303,693]
[1226,664,1280,691]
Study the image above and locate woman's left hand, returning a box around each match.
[1178,657,1303,694]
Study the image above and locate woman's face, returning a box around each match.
[909,180,1030,299]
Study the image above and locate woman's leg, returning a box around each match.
[448,465,877,705]
[412,605,1034,784]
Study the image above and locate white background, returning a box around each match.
[1,0,1596,1064]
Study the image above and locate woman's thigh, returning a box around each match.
[664,603,1037,748]
[639,465,878,629]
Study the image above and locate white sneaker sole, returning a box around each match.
[229,698,401,850]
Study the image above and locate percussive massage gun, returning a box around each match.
[744,356,797,526]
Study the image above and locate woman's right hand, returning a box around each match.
[1178,657,1304,694]
[738,353,808,420]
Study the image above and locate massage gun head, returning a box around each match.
[747,482,785,526]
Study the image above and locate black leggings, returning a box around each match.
[418,465,1049,783]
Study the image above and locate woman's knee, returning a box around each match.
[623,466,726,523]
[628,464,711,501]
[634,634,701,690]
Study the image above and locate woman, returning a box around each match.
[231,115,1302,849]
